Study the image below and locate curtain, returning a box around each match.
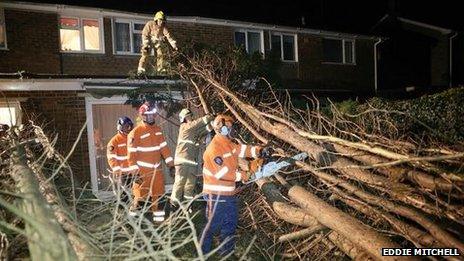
[0,25,5,47]
[115,22,130,52]
[83,20,100,50]
[0,107,17,126]
[60,29,81,51]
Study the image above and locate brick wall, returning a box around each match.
[0,9,61,74]
[3,91,90,183]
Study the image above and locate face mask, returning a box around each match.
[143,114,156,125]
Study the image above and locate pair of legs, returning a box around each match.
[200,194,238,256]
[137,43,167,73]
[131,170,165,221]
[170,165,197,204]
[113,174,133,205]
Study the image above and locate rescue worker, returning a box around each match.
[137,11,178,74]
[107,117,134,204]
[200,114,270,255]
[127,102,175,222]
[171,109,213,206]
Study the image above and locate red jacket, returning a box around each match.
[202,135,261,196]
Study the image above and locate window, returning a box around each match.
[0,101,21,127]
[59,17,103,52]
[270,33,297,61]
[322,38,355,64]
[234,30,264,55]
[0,8,6,49]
[113,19,146,54]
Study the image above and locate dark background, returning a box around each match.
[19,0,463,34]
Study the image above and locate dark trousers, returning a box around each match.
[200,194,238,255]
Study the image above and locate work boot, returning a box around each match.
[137,67,146,75]
[152,210,166,223]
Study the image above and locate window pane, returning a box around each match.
[60,17,79,28]
[83,19,100,50]
[60,28,81,51]
[0,24,5,48]
[134,23,145,31]
[271,35,282,58]
[115,22,130,52]
[133,33,142,53]
[344,40,354,64]
[234,32,246,48]
[283,35,295,61]
[0,107,17,126]
[323,39,342,63]
[247,31,261,54]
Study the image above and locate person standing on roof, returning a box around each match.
[126,102,175,222]
[200,114,271,255]
[137,11,178,74]
[107,116,134,204]
[170,108,213,207]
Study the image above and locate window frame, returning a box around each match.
[269,32,299,62]
[322,37,356,65]
[112,18,148,55]
[0,8,8,50]
[0,100,22,127]
[234,29,265,56]
[59,16,105,54]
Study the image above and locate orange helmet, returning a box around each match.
[213,114,235,136]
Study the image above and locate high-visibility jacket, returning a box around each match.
[106,132,130,173]
[142,21,177,49]
[127,123,174,173]
[202,135,262,196]
[174,115,213,167]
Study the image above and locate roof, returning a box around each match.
[0,1,381,40]
[372,14,453,35]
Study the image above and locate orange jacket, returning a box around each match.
[106,132,130,174]
[127,123,174,173]
[202,135,262,196]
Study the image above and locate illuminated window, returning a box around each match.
[0,9,6,49]
[113,19,146,54]
[0,102,21,127]
[60,17,102,52]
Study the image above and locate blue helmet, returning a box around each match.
[117,116,134,134]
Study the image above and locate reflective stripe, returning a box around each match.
[251,146,257,158]
[112,166,121,171]
[215,166,229,179]
[121,166,134,172]
[117,143,126,147]
[140,133,151,139]
[153,216,165,222]
[203,184,235,192]
[175,157,198,166]
[203,168,214,176]
[153,211,165,216]
[232,149,237,154]
[239,145,247,158]
[165,157,173,163]
[159,141,167,148]
[126,165,139,171]
[155,132,163,136]
[223,152,233,158]
[128,148,138,152]
[235,171,242,181]
[137,146,160,152]
[137,161,161,169]
[184,195,194,199]
[179,139,196,145]
[109,154,128,161]
[202,116,208,124]
[206,124,213,132]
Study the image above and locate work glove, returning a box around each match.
[169,166,176,179]
[260,146,274,159]
[142,45,150,53]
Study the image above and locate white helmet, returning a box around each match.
[179,108,192,123]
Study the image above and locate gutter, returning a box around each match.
[374,38,382,94]
[449,32,458,87]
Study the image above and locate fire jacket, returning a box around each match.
[174,115,214,167]
[142,21,177,49]
[127,123,174,173]
[106,132,130,174]
[202,135,262,196]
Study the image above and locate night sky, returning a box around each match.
[21,0,462,34]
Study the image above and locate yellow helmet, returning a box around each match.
[154,11,165,21]
[179,108,192,123]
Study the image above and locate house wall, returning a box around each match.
[0,9,61,74]
[2,91,90,183]
[430,37,450,86]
